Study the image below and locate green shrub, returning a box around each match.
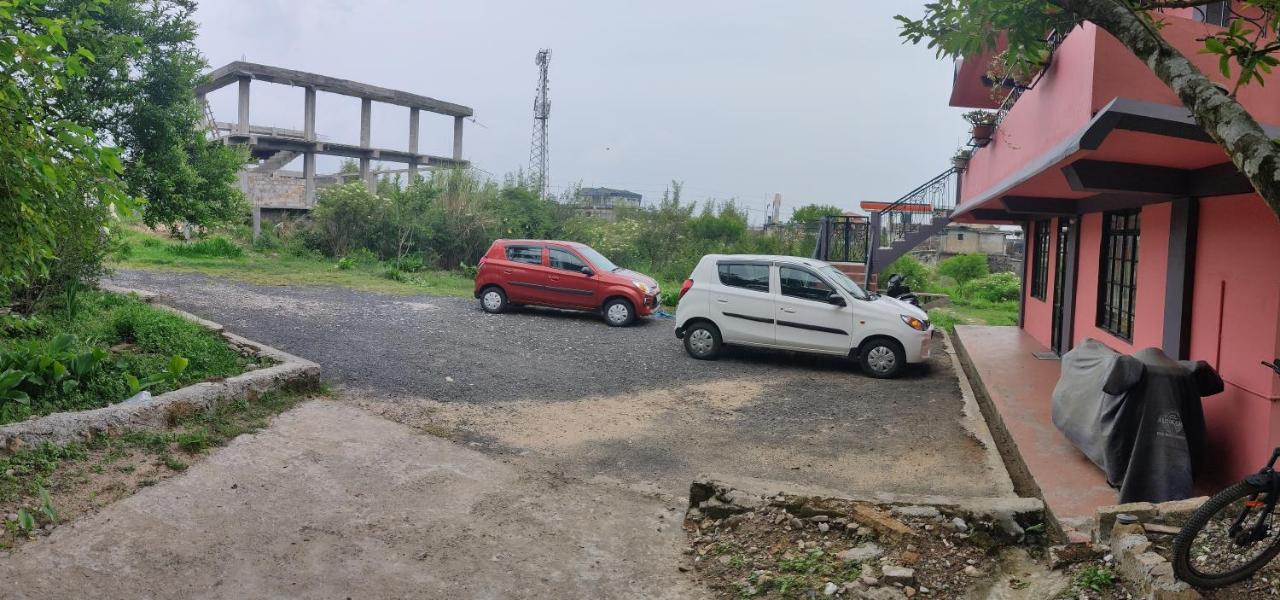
[166,236,243,259]
[390,255,427,273]
[937,253,989,285]
[335,257,355,271]
[882,255,934,292]
[310,183,385,257]
[382,267,406,282]
[961,272,1020,302]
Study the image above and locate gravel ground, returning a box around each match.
[106,270,1014,499]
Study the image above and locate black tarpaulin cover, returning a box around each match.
[1051,339,1224,504]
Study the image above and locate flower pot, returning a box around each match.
[971,124,995,147]
[951,157,970,171]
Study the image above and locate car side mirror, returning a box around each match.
[581,266,594,276]
[827,293,846,307]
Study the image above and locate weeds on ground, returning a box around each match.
[1074,566,1117,592]
[0,385,322,548]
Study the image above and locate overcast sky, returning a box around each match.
[195,1,968,223]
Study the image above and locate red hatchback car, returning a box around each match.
[474,240,660,326]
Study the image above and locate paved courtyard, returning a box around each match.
[2,271,1015,598]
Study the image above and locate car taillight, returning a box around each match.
[678,279,693,301]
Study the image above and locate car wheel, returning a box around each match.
[859,338,906,379]
[479,287,507,314]
[683,322,721,360]
[602,298,635,327]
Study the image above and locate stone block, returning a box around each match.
[1096,502,1157,540]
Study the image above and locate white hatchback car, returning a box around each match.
[673,254,932,378]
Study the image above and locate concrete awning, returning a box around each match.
[951,98,1275,222]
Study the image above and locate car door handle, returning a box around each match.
[549,276,560,282]
[779,307,796,314]
[715,298,729,303]
[502,269,514,275]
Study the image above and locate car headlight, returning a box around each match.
[632,281,652,294]
[901,314,928,331]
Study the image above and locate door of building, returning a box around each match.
[1051,219,1071,354]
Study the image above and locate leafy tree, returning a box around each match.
[54,0,247,232]
[789,204,844,225]
[938,253,990,285]
[489,185,569,239]
[896,0,1280,221]
[1,0,128,306]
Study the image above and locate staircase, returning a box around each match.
[254,150,302,173]
[863,167,961,288]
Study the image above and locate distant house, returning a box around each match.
[910,224,1023,273]
[574,187,643,221]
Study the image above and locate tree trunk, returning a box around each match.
[1055,0,1280,221]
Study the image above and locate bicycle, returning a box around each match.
[1171,358,1280,588]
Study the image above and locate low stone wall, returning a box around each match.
[0,286,321,452]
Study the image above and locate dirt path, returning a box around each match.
[0,401,701,599]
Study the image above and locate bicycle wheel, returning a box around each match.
[1172,480,1280,588]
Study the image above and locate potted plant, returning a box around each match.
[982,49,1051,100]
[952,148,973,171]
[963,110,998,147]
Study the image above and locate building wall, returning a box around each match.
[1070,203,1171,354]
[1021,220,1060,349]
[246,171,308,209]
[1189,194,1280,482]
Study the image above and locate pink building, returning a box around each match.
[940,3,1280,501]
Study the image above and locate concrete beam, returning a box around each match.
[197,61,473,117]
[237,77,251,135]
[220,133,467,168]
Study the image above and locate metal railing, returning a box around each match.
[812,216,868,264]
[871,166,960,249]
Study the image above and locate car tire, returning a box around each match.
[602,298,636,327]
[859,338,906,379]
[479,286,508,314]
[683,322,722,360]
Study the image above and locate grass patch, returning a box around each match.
[1073,566,1116,592]
[112,227,475,297]
[0,386,321,547]
[0,290,254,425]
[929,297,1019,331]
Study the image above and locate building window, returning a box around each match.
[1030,220,1050,300]
[957,233,965,240]
[1194,1,1232,26]
[1096,209,1141,341]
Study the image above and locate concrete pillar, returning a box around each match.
[237,77,251,134]
[408,108,420,184]
[452,116,464,161]
[303,86,317,206]
[359,97,372,192]
[1163,197,1200,359]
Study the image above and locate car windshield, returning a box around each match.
[819,265,870,301]
[573,244,621,272]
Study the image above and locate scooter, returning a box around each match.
[883,273,921,307]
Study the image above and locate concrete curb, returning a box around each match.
[0,287,320,452]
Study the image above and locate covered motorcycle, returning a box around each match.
[1051,339,1224,504]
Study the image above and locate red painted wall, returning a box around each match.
[1071,203,1171,354]
[1022,220,1059,349]
[1190,194,1280,482]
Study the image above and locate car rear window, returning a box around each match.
[505,245,542,265]
[717,262,770,293]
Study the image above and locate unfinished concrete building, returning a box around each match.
[195,61,474,235]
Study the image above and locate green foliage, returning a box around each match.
[166,236,244,259]
[1074,566,1116,592]
[1,0,130,306]
[960,272,1020,302]
[789,204,844,225]
[937,253,990,285]
[335,257,355,271]
[883,255,934,292]
[311,183,386,257]
[0,291,249,424]
[54,0,248,232]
